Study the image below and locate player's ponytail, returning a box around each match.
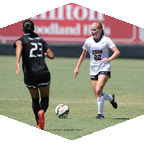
[22,20,35,33]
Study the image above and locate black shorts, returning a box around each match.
[24,71,51,89]
[90,71,111,81]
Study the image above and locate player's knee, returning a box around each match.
[95,88,102,97]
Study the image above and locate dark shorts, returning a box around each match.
[90,71,111,81]
[24,71,51,89]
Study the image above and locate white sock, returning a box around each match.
[103,93,113,101]
[97,96,104,116]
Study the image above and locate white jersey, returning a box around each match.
[82,35,115,75]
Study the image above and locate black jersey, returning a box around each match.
[14,33,49,77]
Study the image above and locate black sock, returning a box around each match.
[40,97,49,113]
[32,98,41,125]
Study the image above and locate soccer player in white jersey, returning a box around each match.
[74,22,120,119]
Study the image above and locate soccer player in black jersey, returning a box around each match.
[13,20,54,130]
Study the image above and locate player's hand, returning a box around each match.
[16,63,20,76]
[73,68,79,78]
[101,58,110,63]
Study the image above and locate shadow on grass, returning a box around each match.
[113,118,131,120]
[93,117,131,120]
[107,117,131,120]
[46,129,83,132]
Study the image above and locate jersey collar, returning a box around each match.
[93,34,104,43]
[24,33,31,36]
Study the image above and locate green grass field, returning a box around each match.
[0,56,144,140]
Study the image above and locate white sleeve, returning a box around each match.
[107,37,115,49]
[82,39,89,51]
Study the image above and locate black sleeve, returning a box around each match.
[42,39,49,52]
[13,37,23,49]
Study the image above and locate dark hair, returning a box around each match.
[22,20,34,33]
[95,22,104,35]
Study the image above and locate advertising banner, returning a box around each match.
[0,3,143,44]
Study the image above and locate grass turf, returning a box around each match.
[0,56,144,139]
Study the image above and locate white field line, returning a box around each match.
[0,97,144,106]
[0,97,94,104]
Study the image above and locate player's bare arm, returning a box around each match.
[73,50,87,78]
[46,48,55,59]
[101,46,120,63]
[15,40,23,76]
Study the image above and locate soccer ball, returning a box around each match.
[55,104,69,118]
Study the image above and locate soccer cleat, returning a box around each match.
[37,124,43,130]
[110,94,118,109]
[37,110,45,130]
[96,114,104,119]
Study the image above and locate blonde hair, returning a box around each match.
[94,22,104,35]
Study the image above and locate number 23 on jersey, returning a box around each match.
[29,42,43,58]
